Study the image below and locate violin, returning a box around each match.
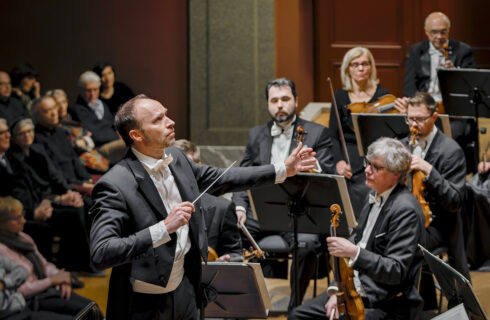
[207,247,220,261]
[347,94,400,114]
[295,125,317,173]
[408,127,432,228]
[240,222,266,262]
[330,204,364,320]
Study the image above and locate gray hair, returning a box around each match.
[366,137,411,179]
[11,118,34,137]
[340,46,379,91]
[0,196,23,223]
[78,71,101,88]
[45,88,67,99]
[424,12,451,30]
[0,118,7,126]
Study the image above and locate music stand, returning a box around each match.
[439,68,490,163]
[418,244,488,320]
[248,172,357,307]
[351,114,449,156]
[201,262,271,319]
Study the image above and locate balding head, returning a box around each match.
[424,12,451,50]
[32,96,59,128]
[0,71,12,100]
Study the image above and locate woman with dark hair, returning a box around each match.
[92,62,134,115]
[10,63,41,114]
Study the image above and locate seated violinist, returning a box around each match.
[289,138,425,320]
[329,47,408,216]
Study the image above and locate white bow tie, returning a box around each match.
[150,154,173,174]
[368,193,382,205]
[271,122,294,138]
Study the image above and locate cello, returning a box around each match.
[329,204,364,320]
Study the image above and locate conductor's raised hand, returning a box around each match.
[164,202,195,234]
[285,142,316,177]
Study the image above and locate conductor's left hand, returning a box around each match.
[285,142,316,177]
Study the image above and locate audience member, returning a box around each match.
[10,64,41,115]
[174,139,242,261]
[93,62,135,116]
[0,117,93,272]
[70,71,126,164]
[0,196,102,319]
[0,254,29,319]
[46,89,109,173]
[31,96,94,191]
[0,71,27,126]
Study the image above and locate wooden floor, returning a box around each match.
[75,268,490,318]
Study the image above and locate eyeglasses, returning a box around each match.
[428,29,448,36]
[8,211,25,222]
[0,129,9,135]
[405,115,432,125]
[15,129,34,137]
[363,157,385,173]
[349,62,370,69]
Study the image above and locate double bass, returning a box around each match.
[329,204,364,320]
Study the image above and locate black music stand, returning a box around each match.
[351,114,448,156]
[419,245,488,320]
[248,172,357,307]
[201,262,271,319]
[439,68,490,168]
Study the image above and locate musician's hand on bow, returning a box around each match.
[394,97,409,113]
[411,155,433,176]
[442,60,455,68]
[325,295,339,320]
[235,209,246,227]
[478,161,490,174]
[327,236,358,260]
[164,202,195,234]
[336,160,352,179]
[285,142,316,177]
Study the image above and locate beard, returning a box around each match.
[270,111,295,124]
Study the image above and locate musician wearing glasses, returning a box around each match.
[329,47,407,217]
[288,138,425,320]
[403,12,475,101]
[403,92,469,309]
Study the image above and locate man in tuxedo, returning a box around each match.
[232,78,336,309]
[289,138,425,320]
[404,92,469,309]
[89,94,316,320]
[403,12,475,101]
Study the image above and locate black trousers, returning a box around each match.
[129,275,198,320]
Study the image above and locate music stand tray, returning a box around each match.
[201,262,271,319]
[418,244,488,320]
[351,113,450,156]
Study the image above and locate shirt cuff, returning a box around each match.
[149,221,171,248]
[274,162,287,184]
[313,158,322,173]
[327,285,339,296]
[236,206,246,213]
[348,245,361,267]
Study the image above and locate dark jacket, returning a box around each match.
[403,39,475,97]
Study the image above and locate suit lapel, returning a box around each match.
[126,152,167,221]
[420,41,431,83]
[259,123,273,164]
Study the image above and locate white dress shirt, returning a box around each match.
[428,41,447,102]
[131,148,191,294]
